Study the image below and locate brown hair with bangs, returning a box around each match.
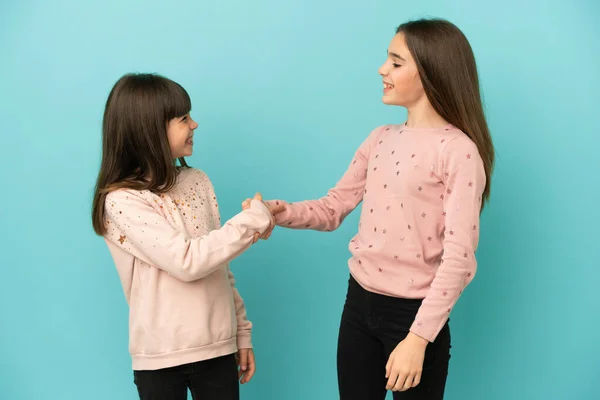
[92,73,192,235]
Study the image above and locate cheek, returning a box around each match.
[166,125,177,143]
[391,68,423,97]
[168,128,184,143]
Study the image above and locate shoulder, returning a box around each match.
[104,189,152,220]
[102,189,153,239]
[370,124,402,138]
[105,188,149,207]
[179,167,211,184]
[104,188,160,219]
[441,128,481,161]
[178,168,218,199]
[439,128,485,180]
[360,124,401,149]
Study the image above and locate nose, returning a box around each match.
[378,62,388,77]
[190,118,199,130]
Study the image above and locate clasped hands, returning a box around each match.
[242,193,285,243]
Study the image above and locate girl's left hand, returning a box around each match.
[236,348,256,384]
[385,332,428,391]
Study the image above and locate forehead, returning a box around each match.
[388,33,411,59]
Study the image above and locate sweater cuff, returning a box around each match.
[409,317,446,343]
[237,333,253,349]
[249,199,272,234]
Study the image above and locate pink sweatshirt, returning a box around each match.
[103,168,272,370]
[271,123,485,342]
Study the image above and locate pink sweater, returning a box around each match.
[271,123,485,342]
[103,168,272,370]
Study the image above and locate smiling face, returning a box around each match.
[167,113,198,158]
[378,33,426,108]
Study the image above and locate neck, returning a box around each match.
[405,97,449,129]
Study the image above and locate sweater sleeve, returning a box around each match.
[226,266,253,349]
[104,190,272,283]
[410,137,486,342]
[269,126,383,231]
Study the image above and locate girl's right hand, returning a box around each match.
[243,193,285,241]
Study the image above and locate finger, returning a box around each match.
[401,374,414,391]
[270,204,286,215]
[263,226,273,239]
[252,232,259,243]
[386,368,399,390]
[242,351,256,384]
[240,352,250,383]
[385,355,393,378]
[239,349,248,372]
[413,371,422,388]
[261,223,274,239]
[253,192,262,202]
[393,372,408,392]
[236,351,243,379]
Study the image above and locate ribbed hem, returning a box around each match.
[132,337,237,371]
[237,333,253,349]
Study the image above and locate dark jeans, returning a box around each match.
[337,275,451,400]
[133,354,239,400]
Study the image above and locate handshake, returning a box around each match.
[242,193,286,244]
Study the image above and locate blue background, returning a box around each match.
[1,0,598,399]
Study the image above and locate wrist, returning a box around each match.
[406,331,429,347]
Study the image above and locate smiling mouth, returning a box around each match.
[384,82,395,90]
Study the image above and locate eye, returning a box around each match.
[392,63,401,68]
[182,116,187,122]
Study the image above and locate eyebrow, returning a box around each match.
[387,51,406,61]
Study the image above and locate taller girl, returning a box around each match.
[263,18,495,399]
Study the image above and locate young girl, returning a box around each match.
[250,18,495,399]
[91,73,283,400]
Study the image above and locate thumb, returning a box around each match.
[242,198,251,210]
[264,200,285,215]
[253,192,263,202]
[271,204,286,215]
[239,349,248,371]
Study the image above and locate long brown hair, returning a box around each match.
[92,73,192,235]
[397,19,495,209]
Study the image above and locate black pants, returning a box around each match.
[337,275,451,400]
[133,354,239,400]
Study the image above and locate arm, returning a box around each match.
[227,266,253,349]
[104,191,272,282]
[268,126,383,232]
[231,274,256,385]
[410,137,486,342]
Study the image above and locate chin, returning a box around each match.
[173,151,192,158]
[382,96,396,105]
[382,96,406,107]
